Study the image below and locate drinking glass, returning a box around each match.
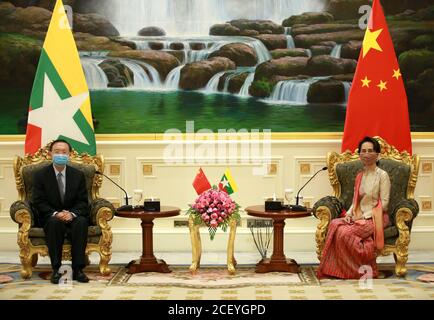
[284,188,293,205]
[133,189,143,206]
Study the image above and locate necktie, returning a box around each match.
[57,172,64,203]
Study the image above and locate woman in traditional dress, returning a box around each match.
[317,136,391,279]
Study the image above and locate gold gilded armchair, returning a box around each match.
[312,137,420,276]
[10,144,115,278]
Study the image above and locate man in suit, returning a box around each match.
[32,139,90,284]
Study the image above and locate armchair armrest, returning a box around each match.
[391,199,419,226]
[10,201,33,275]
[90,198,114,272]
[312,196,344,220]
[90,198,115,226]
[387,200,418,275]
[312,196,344,261]
[10,200,35,227]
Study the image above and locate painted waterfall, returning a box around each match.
[1,0,433,134]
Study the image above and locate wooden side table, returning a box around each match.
[245,205,311,273]
[115,206,180,273]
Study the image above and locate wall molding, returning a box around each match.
[1,139,433,252]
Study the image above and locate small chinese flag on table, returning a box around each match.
[192,168,212,195]
[341,0,412,154]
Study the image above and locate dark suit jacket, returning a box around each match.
[32,164,89,227]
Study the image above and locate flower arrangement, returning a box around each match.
[187,186,241,240]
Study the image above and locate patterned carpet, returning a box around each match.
[108,265,319,288]
[0,263,433,300]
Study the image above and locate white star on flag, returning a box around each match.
[220,177,229,188]
[28,74,90,147]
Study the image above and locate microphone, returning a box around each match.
[95,170,133,211]
[291,166,327,212]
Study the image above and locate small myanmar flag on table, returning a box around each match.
[218,168,238,195]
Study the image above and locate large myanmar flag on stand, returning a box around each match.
[25,0,96,155]
[341,0,412,154]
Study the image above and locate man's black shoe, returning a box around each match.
[50,270,62,284]
[73,269,89,283]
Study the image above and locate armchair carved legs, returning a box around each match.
[95,207,113,275]
[98,251,112,276]
[19,252,33,279]
[15,209,35,279]
[19,248,46,279]
[393,209,413,277]
[85,244,112,276]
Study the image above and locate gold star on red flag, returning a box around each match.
[362,28,383,58]
[377,80,387,92]
[361,76,371,88]
[392,69,402,80]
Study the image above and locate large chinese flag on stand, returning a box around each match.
[25,0,96,155]
[341,0,412,154]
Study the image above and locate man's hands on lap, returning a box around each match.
[55,210,74,222]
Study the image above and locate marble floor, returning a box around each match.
[1,250,434,266]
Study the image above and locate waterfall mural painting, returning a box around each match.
[0,0,433,135]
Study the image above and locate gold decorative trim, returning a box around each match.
[188,214,237,275]
[267,163,277,175]
[314,206,331,261]
[142,164,153,176]
[422,201,432,211]
[408,155,419,199]
[422,162,432,174]
[2,132,434,142]
[227,218,237,274]
[15,209,32,278]
[300,163,311,175]
[0,135,26,142]
[393,209,413,276]
[96,207,114,275]
[109,164,120,175]
[188,215,201,274]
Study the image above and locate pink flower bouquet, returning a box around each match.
[188,186,240,240]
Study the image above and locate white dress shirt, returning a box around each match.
[52,165,77,218]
